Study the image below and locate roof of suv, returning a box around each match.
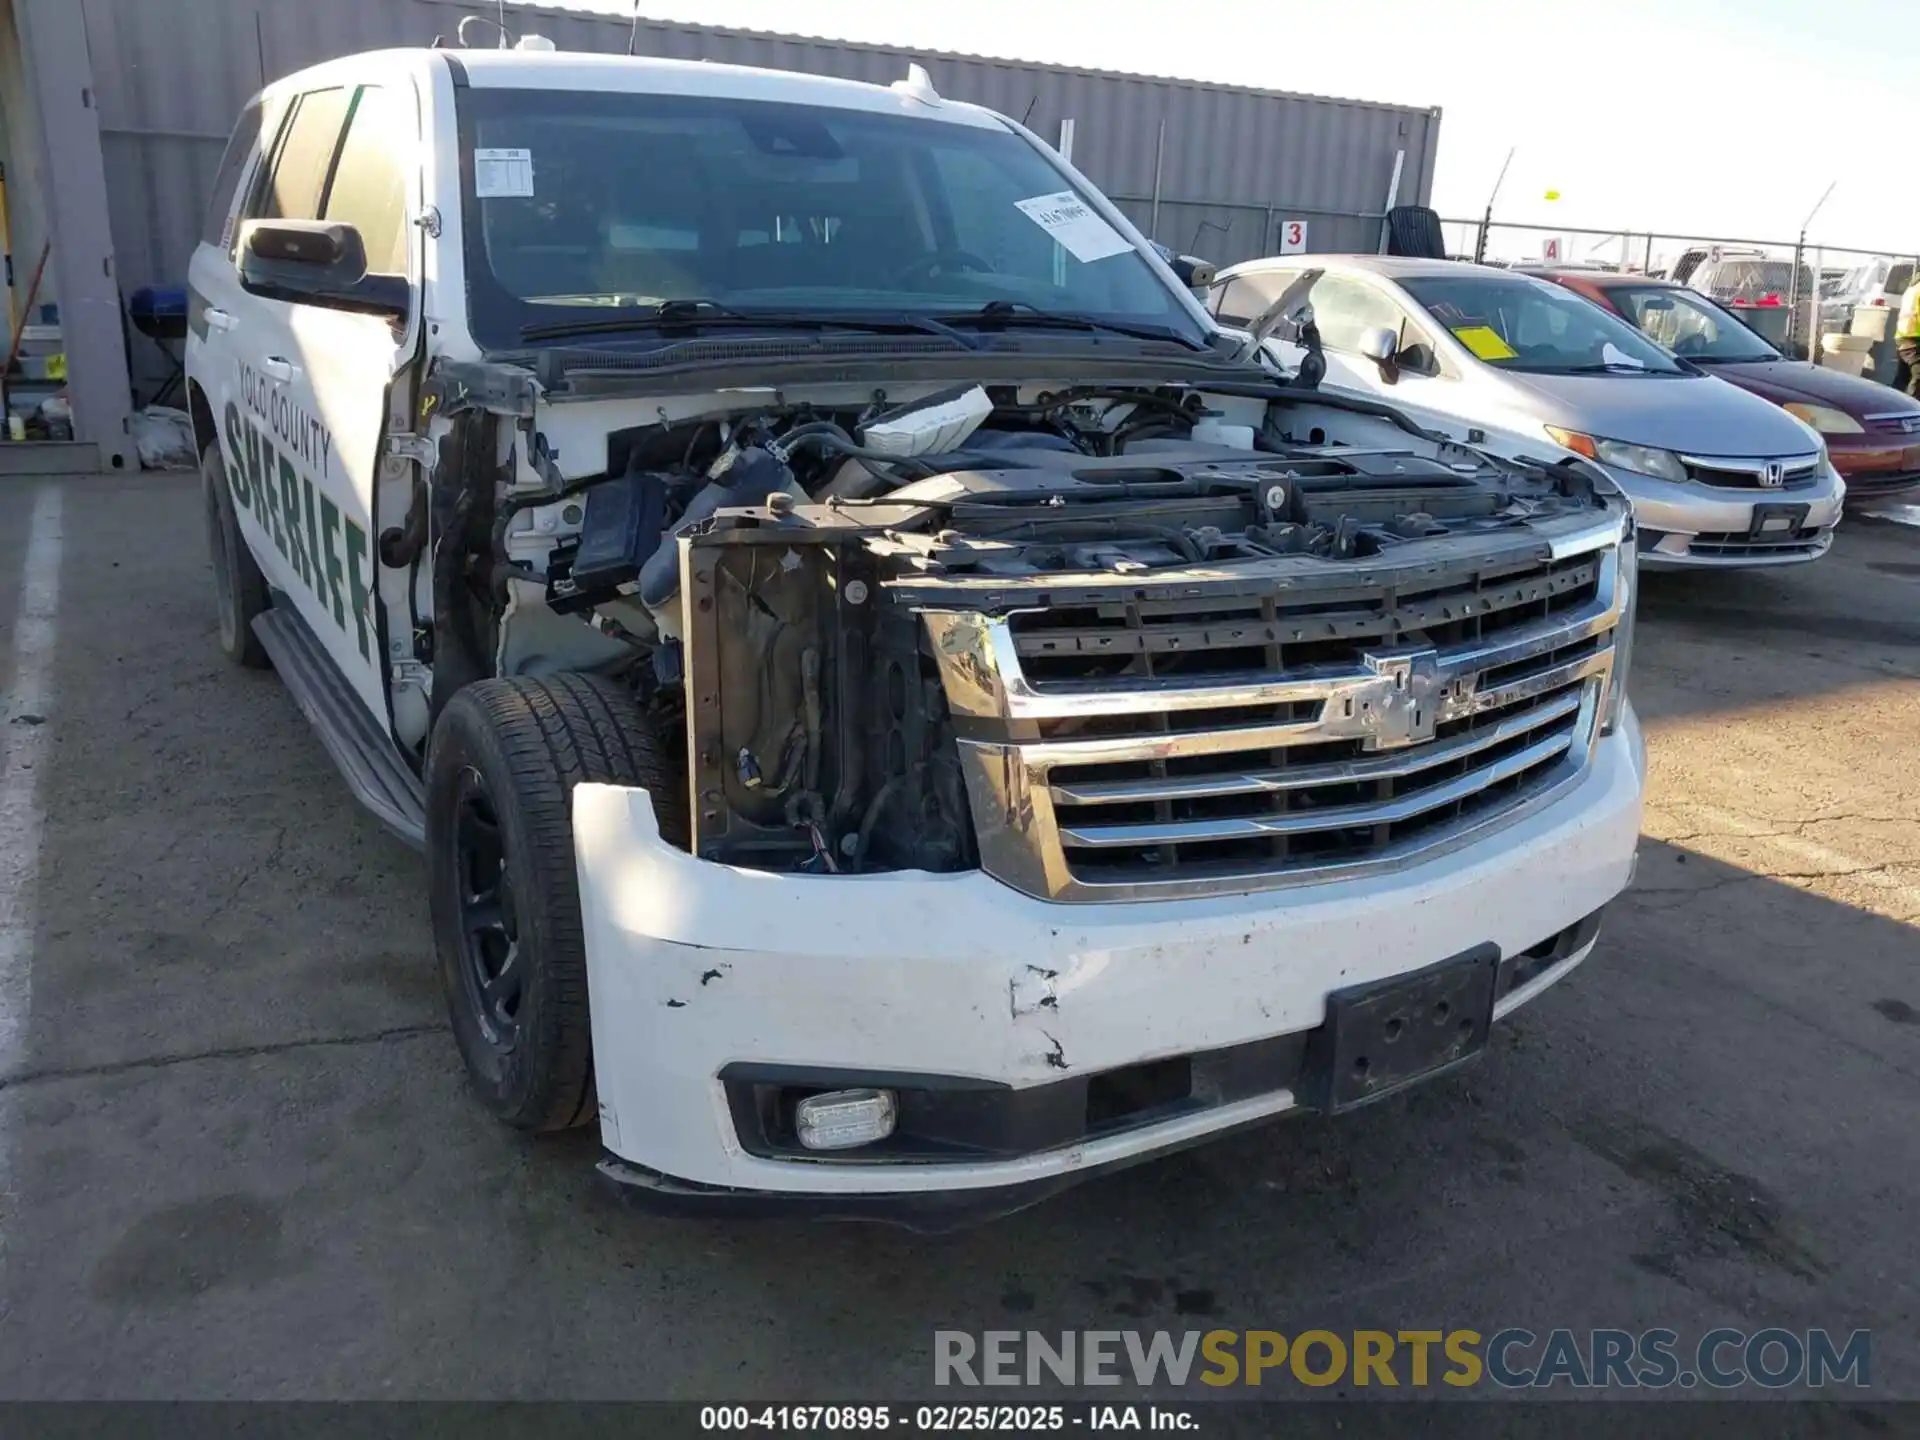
[273,47,1010,129]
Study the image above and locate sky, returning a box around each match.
[557,0,1920,262]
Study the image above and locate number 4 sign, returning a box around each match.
[1279,219,1308,254]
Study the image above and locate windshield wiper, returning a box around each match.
[519,299,979,348]
[1550,362,1674,375]
[934,300,1207,351]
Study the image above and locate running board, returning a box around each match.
[253,599,426,850]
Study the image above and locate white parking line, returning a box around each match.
[0,486,63,1230]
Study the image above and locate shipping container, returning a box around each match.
[81,0,1440,314]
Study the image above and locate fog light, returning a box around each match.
[794,1088,897,1151]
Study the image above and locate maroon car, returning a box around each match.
[1531,269,1920,507]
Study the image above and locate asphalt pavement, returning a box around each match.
[0,470,1915,1407]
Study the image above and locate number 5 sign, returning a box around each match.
[1279,219,1309,254]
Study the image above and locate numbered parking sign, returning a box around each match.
[1279,219,1308,254]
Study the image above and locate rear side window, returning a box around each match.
[1211,270,1298,326]
[322,86,412,274]
[1700,258,1811,303]
[250,87,352,223]
[1304,274,1405,354]
[201,101,263,246]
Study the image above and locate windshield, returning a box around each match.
[1605,285,1778,363]
[1696,258,1810,303]
[1399,273,1685,375]
[456,87,1201,349]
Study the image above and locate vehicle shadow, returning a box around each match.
[574,836,1920,1404]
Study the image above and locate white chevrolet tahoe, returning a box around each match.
[185,39,1645,1227]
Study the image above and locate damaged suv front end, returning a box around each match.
[421,55,1644,1226]
[569,409,1641,1223]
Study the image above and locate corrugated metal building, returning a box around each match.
[86,0,1442,298]
[1,0,1441,455]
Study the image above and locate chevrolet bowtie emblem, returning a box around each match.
[1359,648,1443,750]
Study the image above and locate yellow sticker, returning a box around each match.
[46,353,66,381]
[1452,325,1517,362]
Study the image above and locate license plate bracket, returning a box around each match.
[1749,501,1809,537]
[1299,945,1499,1113]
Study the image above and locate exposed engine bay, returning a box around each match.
[409,374,1621,879]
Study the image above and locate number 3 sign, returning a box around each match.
[1279,219,1308,254]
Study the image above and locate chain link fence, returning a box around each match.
[1439,218,1920,380]
[1106,197,1391,271]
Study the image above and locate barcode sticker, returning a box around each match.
[1013,190,1131,264]
[474,147,534,199]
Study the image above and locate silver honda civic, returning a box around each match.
[1207,255,1846,569]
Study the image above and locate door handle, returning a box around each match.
[204,307,235,332]
[261,356,299,382]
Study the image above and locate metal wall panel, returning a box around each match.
[80,0,1439,387]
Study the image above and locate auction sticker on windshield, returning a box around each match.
[1014,191,1131,263]
[474,148,535,198]
[1452,325,1517,361]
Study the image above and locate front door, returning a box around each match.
[1212,269,1485,445]
[217,81,422,725]
[1286,273,1485,444]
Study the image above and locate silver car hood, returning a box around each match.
[1503,370,1822,458]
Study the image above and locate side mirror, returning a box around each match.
[238,220,411,322]
[1357,325,1400,379]
[1173,254,1216,290]
[1148,240,1216,292]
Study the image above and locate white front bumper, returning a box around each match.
[573,710,1646,1198]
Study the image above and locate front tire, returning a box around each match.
[426,673,687,1132]
[201,440,270,669]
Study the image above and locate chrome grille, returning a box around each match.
[925,526,1629,902]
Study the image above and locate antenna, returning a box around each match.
[456,12,512,47]
[1793,181,1837,353]
[891,63,940,105]
[1020,95,1036,127]
[1800,181,1837,236]
[628,0,641,55]
[1189,217,1230,253]
[1473,146,1515,264]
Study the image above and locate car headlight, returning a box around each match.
[1595,440,1691,485]
[1602,525,1636,737]
[1544,427,1690,484]
[1781,402,1864,435]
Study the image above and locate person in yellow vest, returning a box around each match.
[1898,271,1920,397]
